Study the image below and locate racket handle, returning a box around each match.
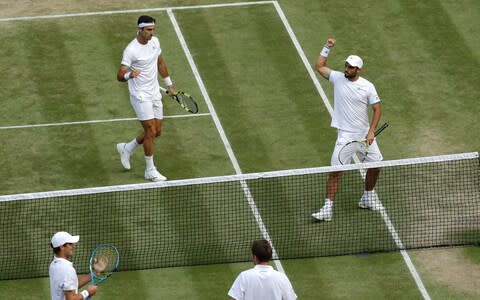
[374,122,388,137]
[160,86,177,97]
[159,86,169,94]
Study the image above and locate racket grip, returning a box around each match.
[160,86,176,96]
[159,86,169,94]
[374,123,388,136]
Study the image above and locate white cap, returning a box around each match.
[345,55,363,68]
[51,231,80,248]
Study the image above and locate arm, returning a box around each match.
[64,285,97,300]
[366,103,382,145]
[315,38,336,79]
[158,55,176,95]
[117,65,140,82]
[77,274,91,288]
[64,274,97,300]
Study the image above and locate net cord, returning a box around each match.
[1,152,478,202]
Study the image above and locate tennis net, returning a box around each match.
[0,152,478,280]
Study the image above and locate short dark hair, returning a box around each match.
[251,239,272,262]
[50,243,61,255]
[137,15,156,26]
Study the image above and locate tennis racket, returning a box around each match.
[85,244,120,299]
[338,123,389,165]
[160,86,198,114]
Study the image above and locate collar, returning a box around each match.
[254,264,273,270]
[53,256,72,265]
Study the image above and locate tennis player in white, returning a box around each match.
[312,38,383,221]
[228,240,297,300]
[49,232,97,300]
[116,15,176,182]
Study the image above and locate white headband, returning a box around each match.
[138,22,155,28]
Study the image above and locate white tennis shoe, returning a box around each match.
[116,143,131,170]
[358,191,382,211]
[311,206,332,221]
[145,168,167,182]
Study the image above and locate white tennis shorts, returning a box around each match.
[331,129,383,166]
[130,94,163,121]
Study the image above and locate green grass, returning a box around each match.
[0,0,479,299]
[175,5,335,172]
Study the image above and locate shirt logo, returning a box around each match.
[357,87,367,92]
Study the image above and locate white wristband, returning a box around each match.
[163,76,173,87]
[320,46,330,57]
[124,71,131,81]
[80,290,90,299]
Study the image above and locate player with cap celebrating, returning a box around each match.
[49,231,99,300]
[312,38,383,221]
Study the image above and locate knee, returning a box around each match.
[144,126,157,139]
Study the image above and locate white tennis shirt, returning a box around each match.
[228,264,297,300]
[49,257,78,300]
[121,36,162,100]
[329,70,380,133]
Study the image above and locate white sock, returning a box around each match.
[145,155,155,170]
[125,138,138,153]
[364,190,374,197]
[324,199,333,209]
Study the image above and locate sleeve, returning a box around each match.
[227,273,245,300]
[367,83,381,105]
[328,70,342,84]
[156,37,162,57]
[61,267,78,291]
[121,46,133,68]
[281,273,297,300]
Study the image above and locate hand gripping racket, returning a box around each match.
[85,244,120,299]
[160,86,198,114]
[338,123,389,165]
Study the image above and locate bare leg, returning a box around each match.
[312,171,342,221]
[326,171,343,200]
[138,119,163,156]
[365,168,380,191]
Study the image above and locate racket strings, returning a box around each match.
[176,92,198,113]
[338,141,368,164]
[91,248,118,275]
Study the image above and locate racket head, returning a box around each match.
[338,141,368,165]
[174,91,198,114]
[89,244,120,284]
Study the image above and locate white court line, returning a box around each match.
[167,7,285,274]
[0,1,274,22]
[272,2,431,299]
[0,113,211,130]
[271,2,333,116]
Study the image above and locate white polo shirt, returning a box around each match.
[329,70,380,133]
[228,264,297,300]
[121,36,162,100]
[49,257,78,300]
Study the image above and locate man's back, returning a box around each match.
[228,265,297,300]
